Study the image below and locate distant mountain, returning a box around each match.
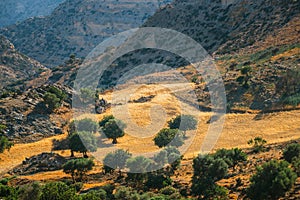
[0,35,50,91]
[0,0,65,27]
[0,0,172,67]
[143,0,300,54]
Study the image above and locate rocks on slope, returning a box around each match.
[0,0,172,67]
[0,35,50,91]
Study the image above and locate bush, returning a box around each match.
[40,182,78,200]
[68,131,97,157]
[154,128,184,148]
[247,137,267,153]
[69,118,98,134]
[214,148,247,168]
[292,157,300,176]
[103,149,132,173]
[0,135,13,153]
[63,158,95,182]
[168,115,197,135]
[160,186,178,195]
[18,182,41,200]
[283,143,300,163]
[43,92,61,111]
[99,115,115,127]
[247,160,297,200]
[192,154,228,198]
[81,189,107,200]
[0,184,18,200]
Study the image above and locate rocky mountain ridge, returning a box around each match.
[0,0,172,67]
[0,0,65,27]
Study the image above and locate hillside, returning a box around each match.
[0,35,50,91]
[0,0,172,67]
[143,0,300,54]
[0,0,65,27]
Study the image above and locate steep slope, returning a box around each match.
[143,0,300,54]
[0,35,50,91]
[0,0,172,67]
[0,0,65,27]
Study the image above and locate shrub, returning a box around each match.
[43,92,61,111]
[80,88,95,103]
[192,154,228,198]
[81,189,107,200]
[154,128,184,148]
[247,137,267,153]
[40,182,78,200]
[0,135,13,153]
[69,118,98,134]
[18,182,41,200]
[63,158,95,182]
[283,143,300,163]
[168,115,197,137]
[0,184,18,200]
[247,160,297,200]
[214,148,247,168]
[68,131,97,157]
[103,149,132,173]
[99,115,115,127]
[292,157,300,176]
[160,186,178,195]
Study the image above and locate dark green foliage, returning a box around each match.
[69,118,98,134]
[63,158,94,182]
[43,86,66,112]
[214,148,247,168]
[43,92,61,111]
[40,182,78,200]
[146,173,172,189]
[114,186,139,200]
[292,157,300,176]
[192,154,228,199]
[154,128,184,148]
[248,137,267,153]
[0,135,13,153]
[126,156,152,186]
[0,184,18,200]
[81,189,107,200]
[168,115,197,133]
[68,131,97,157]
[103,149,132,173]
[99,115,115,127]
[283,143,300,162]
[80,88,95,103]
[18,182,41,200]
[283,93,300,107]
[247,160,297,200]
[159,186,178,196]
[101,119,126,144]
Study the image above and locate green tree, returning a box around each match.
[192,154,228,199]
[154,128,184,148]
[283,143,300,163]
[214,148,247,169]
[69,131,97,157]
[63,158,94,182]
[40,182,78,200]
[168,115,197,137]
[43,92,61,111]
[0,136,13,153]
[247,160,297,200]
[69,118,98,134]
[0,184,18,200]
[81,189,107,200]
[18,182,41,200]
[126,156,152,186]
[101,119,126,144]
[99,115,115,127]
[103,149,132,174]
[247,137,267,153]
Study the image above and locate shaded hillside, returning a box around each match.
[0,35,50,91]
[143,0,300,54]
[0,0,172,67]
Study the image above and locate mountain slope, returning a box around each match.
[0,0,172,67]
[0,35,50,91]
[143,0,300,54]
[0,0,65,27]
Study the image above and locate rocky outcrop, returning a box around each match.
[11,153,67,175]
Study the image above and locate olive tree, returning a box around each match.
[63,158,95,182]
[69,131,97,157]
